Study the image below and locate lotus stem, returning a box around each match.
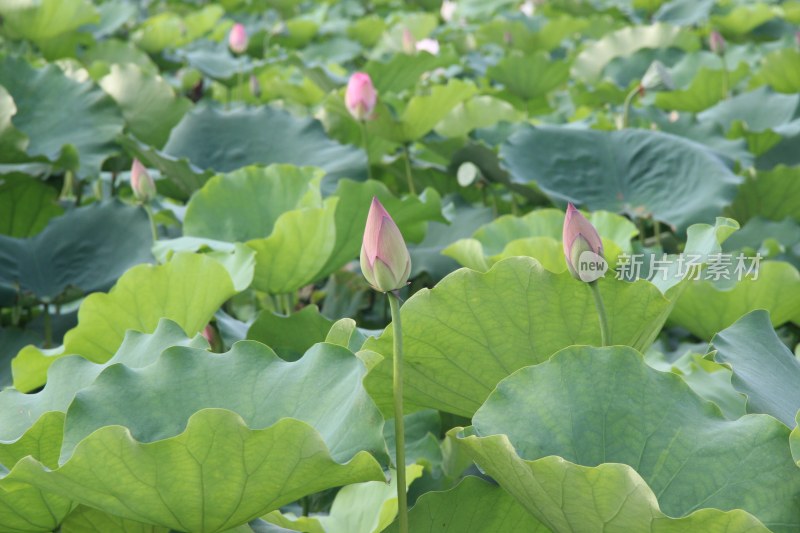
[720,54,730,99]
[144,204,158,243]
[589,281,610,347]
[360,121,373,181]
[402,144,417,195]
[621,85,639,129]
[388,291,408,533]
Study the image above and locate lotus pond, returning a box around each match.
[0,0,799,531]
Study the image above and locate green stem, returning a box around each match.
[144,204,158,242]
[621,85,639,129]
[402,144,417,195]
[388,292,408,533]
[589,281,610,347]
[361,121,373,181]
[60,171,74,200]
[720,53,729,99]
[281,293,292,315]
[237,69,243,102]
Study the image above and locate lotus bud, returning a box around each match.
[229,23,248,54]
[360,197,411,293]
[562,203,605,282]
[402,28,416,54]
[345,72,377,121]
[415,38,440,56]
[709,30,725,55]
[130,159,156,203]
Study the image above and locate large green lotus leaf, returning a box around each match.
[0,464,73,533]
[162,104,366,182]
[460,346,798,531]
[184,165,323,243]
[727,165,800,224]
[0,175,63,238]
[0,412,72,533]
[1,320,206,446]
[99,63,191,149]
[646,347,746,420]
[499,126,742,232]
[248,198,338,294]
[442,208,637,272]
[81,39,158,75]
[434,96,523,139]
[117,135,214,201]
[0,201,152,306]
[698,87,800,134]
[487,52,570,103]
[317,179,444,278]
[456,432,771,533]
[0,0,98,43]
[384,476,544,533]
[363,257,670,417]
[17,412,382,533]
[754,48,800,94]
[572,24,699,84]
[370,80,478,144]
[711,310,800,427]
[669,261,800,339]
[12,253,238,392]
[247,305,334,362]
[151,239,255,292]
[363,46,458,94]
[264,465,424,533]
[654,63,748,112]
[711,3,778,35]
[131,6,223,53]
[15,342,386,531]
[0,56,124,178]
[61,506,168,533]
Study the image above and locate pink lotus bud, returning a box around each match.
[360,197,411,293]
[229,23,248,54]
[345,72,377,121]
[562,203,605,282]
[130,159,156,203]
[402,28,416,54]
[709,30,725,55]
[440,0,457,22]
[415,38,440,55]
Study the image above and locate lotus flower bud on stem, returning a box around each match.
[441,0,457,22]
[229,23,248,54]
[130,159,156,204]
[563,203,610,346]
[360,197,411,293]
[562,203,605,282]
[345,72,377,122]
[709,30,725,55]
